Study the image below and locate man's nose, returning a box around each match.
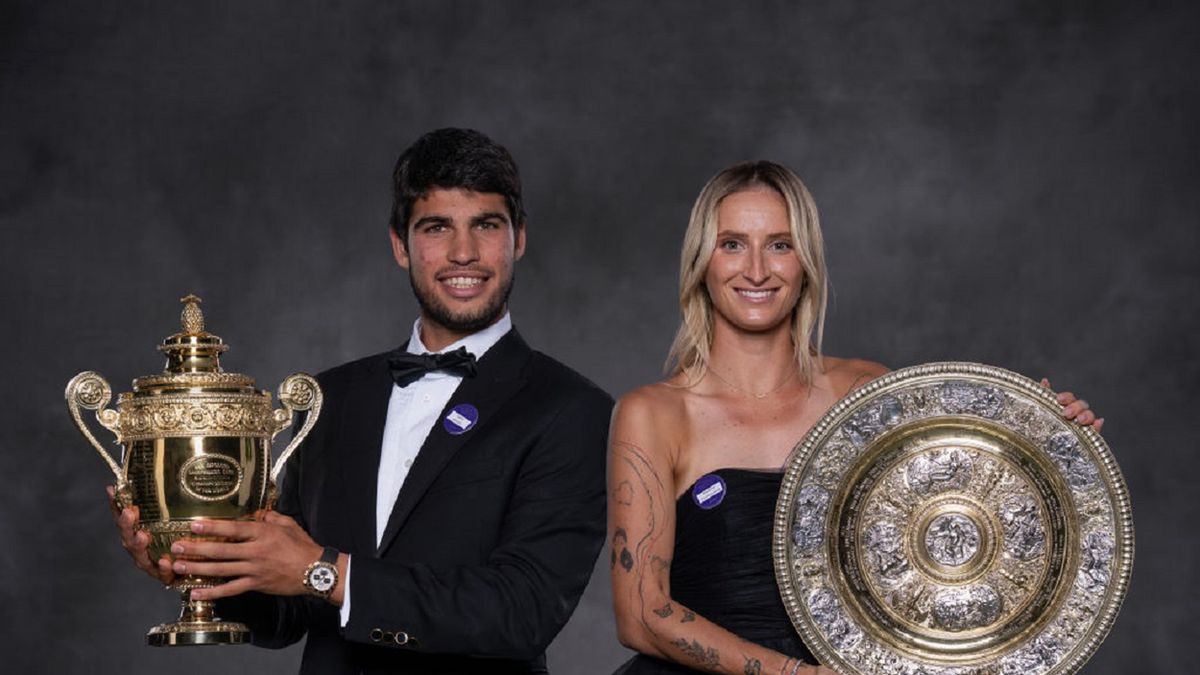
[448,229,480,264]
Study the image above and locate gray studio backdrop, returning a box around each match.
[2,2,1197,673]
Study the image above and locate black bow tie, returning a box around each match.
[388,346,478,388]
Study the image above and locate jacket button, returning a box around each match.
[369,628,383,642]
[393,631,409,645]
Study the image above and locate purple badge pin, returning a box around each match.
[691,473,726,510]
[443,403,479,435]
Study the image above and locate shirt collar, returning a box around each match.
[407,312,512,360]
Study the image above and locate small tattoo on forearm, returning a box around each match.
[681,609,695,623]
[614,480,634,505]
[672,638,719,667]
[744,656,762,674]
[653,602,673,618]
[611,528,634,572]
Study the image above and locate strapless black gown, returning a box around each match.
[614,468,818,674]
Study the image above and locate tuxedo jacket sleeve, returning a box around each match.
[234,330,612,668]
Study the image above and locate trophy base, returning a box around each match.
[147,620,250,647]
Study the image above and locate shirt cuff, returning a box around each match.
[339,554,352,627]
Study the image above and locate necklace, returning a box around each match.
[707,365,798,399]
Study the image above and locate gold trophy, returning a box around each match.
[66,295,322,646]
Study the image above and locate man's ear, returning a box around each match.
[389,226,411,270]
[513,221,527,262]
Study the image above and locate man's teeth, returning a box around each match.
[738,289,773,299]
[444,277,483,288]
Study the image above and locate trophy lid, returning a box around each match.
[157,294,229,373]
[130,295,255,392]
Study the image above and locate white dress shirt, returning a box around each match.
[339,313,512,626]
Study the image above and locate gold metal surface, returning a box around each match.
[66,295,322,647]
[774,362,1133,675]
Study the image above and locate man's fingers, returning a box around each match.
[261,511,296,528]
[155,557,177,584]
[1094,418,1105,432]
[172,539,245,561]
[171,559,251,579]
[191,575,256,601]
[189,518,257,540]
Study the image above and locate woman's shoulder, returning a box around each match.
[611,378,692,450]
[616,378,690,419]
[820,356,890,397]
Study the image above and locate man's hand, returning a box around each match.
[1041,378,1104,431]
[169,512,323,602]
[107,485,175,585]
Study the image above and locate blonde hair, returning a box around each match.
[666,161,828,384]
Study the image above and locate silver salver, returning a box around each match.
[774,362,1133,675]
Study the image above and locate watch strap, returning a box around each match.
[320,545,338,565]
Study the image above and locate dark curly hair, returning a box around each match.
[389,128,525,242]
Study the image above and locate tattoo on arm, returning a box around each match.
[612,442,670,635]
[614,480,634,505]
[744,656,763,675]
[672,638,720,668]
[653,602,674,618]
[681,609,695,623]
[611,527,633,572]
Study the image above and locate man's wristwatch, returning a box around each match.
[303,546,340,599]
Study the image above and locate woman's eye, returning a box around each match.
[718,239,743,251]
[769,240,793,251]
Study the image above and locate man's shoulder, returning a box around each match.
[525,349,613,407]
[313,350,392,389]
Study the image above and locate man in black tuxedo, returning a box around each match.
[113,128,612,673]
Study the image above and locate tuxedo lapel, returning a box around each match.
[376,330,532,556]
[337,354,394,556]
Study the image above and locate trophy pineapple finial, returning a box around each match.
[180,295,205,335]
[159,294,227,372]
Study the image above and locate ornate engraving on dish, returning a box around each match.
[774,362,1134,675]
[808,587,863,651]
[939,381,1005,419]
[1000,494,1046,561]
[905,448,973,495]
[864,521,909,583]
[931,585,1002,631]
[923,514,981,567]
[1076,532,1114,594]
[1045,432,1100,489]
[793,484,831,554]
[843,394,904,447]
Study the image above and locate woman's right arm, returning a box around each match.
[608,392,826,675]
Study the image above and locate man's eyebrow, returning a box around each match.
[411,215,450,229]
[472,211,511,225]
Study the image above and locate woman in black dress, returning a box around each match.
[607,161,1100,675]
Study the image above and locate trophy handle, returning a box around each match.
[269,372,323,486]
[65,371,131,506]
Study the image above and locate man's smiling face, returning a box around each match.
[391,187,525,350]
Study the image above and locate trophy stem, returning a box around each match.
[146,580,250,647]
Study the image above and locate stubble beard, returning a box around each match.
[410,269,515,335]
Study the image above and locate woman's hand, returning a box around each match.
[1041,378,1104,431]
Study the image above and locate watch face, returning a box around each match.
[309,564,336,593]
